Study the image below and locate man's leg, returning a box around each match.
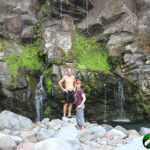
[68,103,73,117]
[63,103,68,117]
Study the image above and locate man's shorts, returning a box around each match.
[64,90,74,104]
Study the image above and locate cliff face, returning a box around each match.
[0,0,150,121]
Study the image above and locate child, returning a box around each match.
[74,79,86,130]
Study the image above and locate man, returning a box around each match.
[58,68,76,118]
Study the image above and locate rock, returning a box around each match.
[17,142,35,150]
[99,0,137,35]
[0,0,38,39]
[88,125,106,138]
[0,136,17,150]
[101,124,113,132]
[32,138,80,150]
[0,62,12,89]
[37,128,55,141]
[105,131,114,140]
[109,129,127,139]
[115,126,128,135]
[0,110,33,131]
[140,127,150,135]
[106,33,133,57]
[127,130,140,138]
[62,116,70,122]
[41,118,50,124]
[115,136,145,150]
[20,130,37,143]
[56,126,78,140]
[42,24,72,60]
[10,135,23,144]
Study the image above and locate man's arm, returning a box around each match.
[58,76,67,92]
[77,93,86,108]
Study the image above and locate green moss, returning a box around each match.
[44,67,53,94]
[71,33,110,73]
[44,106,51,117]
[0,38,12,52]
[4,40,43,78]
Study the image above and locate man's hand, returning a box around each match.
[63,89,67,92]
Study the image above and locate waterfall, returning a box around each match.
[35,70,47,122]
[113,78,130,122]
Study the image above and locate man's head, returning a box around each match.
[67,68,72,76]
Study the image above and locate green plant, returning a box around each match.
[4,40,43,78]
[67,33,110,73]
[44,106,51,116]
[44,68,53,93]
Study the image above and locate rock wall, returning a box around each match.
[0,0,150,121]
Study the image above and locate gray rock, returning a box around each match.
[0,0,38,40]
[32,138,80,150]
[37,128,55,141]
[107,33,133,57]
[56,126,78,140]
[0,136,17,150]
[115,126,128,135]
[101,124,113,132]
[115,136,146,150]
[88,125,106,138]
[0,110,33,130]
[140,127,150,135]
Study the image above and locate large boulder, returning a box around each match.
[0,110,33,131]
[32,138,80,150]
[0,136,17,150]
[0,0,38,39]
[42,20,73,60]
[98,0,137,35]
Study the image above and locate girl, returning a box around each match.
[74,79,86,130]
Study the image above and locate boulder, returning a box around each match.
[0,110,33,131]
[140,127,150,136]
[0,0,38,39]
[0,136,17,150]
[37,128,55,141]
[32,138,80,150]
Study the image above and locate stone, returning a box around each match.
[20,130,37,143]
[115,136,145,150]
[115,126,128,135]
[37,128,55,141]
[101,124,113,132]
[0,136,17,150]
[109,129,127,139]
[128,130,140,138]
[17,142,36,150]
[140,127,150,135]
[0,110,33,131]
[88,125,106,138]
[56,126,78,140]
[107,33,133,57]
[32,138,80,150]
[98,0,137,34]
[0,0,38,40]
[105,131,115,140]
[41,118,50,124]
[42,25,72,60]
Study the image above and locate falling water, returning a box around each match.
[113,78,130,122]
[35,70,47,122]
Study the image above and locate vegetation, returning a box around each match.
[44,106,51,117]
[3,40,43,78]
[44,67,53,93]
[62,33,110,73]
[0,38,12,52]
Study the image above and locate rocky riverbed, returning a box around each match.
[0,110,148,150]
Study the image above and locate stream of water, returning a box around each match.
[35,70,47,122]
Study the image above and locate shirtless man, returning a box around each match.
[58,68,76,118]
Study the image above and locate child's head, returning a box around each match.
[76,79,82,88]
